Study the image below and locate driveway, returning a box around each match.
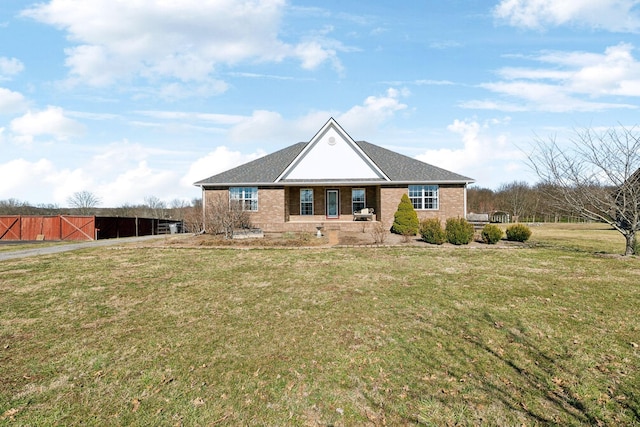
[0,235,169,262]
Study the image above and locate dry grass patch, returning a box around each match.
[1,225,639,425]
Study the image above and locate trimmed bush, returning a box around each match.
[392,194,419,236]
[506,223,532,242]
[420,218,446,245]
[445,217,474,245]
[481,224,503,244]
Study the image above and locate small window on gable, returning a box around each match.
[300,189,313,215]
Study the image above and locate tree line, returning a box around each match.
[467,181,586,223]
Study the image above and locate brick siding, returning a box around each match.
[203,183,466,233]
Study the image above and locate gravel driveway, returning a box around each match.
[0,235,169,262]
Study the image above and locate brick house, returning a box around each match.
[194,118,474,233]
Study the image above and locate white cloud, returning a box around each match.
[416,118,529,188]
[494,0,640,32]
[135,110,246,125]
[182,146,267,187]
[0,57,24,79]
[220,88,408,143]
[97,161,178,206]
[0,158,57,200]
[464,43,640,112]
[295,41,337,70]
[22,0,342,87]
[0,87,28,114]
[10,106,85,142]
[337,88,408,134]
[0,140,198,206]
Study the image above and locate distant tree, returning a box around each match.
[114,203,138,217]
[392,193,419,238]
[182,198,204,233]
[0,198,30,214]
[67,191,101,215]
[529,125,640,255]
[144,196,167,218]
[532,182,567,222]
[35,203,61,215]
[496,181,536,222]
[467,186,497,214]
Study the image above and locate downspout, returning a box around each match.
[201,186,206,233]
[463,184,468,219]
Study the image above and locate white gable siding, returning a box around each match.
[283,127,382,180]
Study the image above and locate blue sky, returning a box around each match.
[2,0,640,207]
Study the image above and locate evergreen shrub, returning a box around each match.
[481,224,503,244]
[505,223,532,242]
[392,194,419,236]
[445,217,474,245]
[420,218,446,245]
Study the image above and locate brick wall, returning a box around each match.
[204,184,467,233]
[380,187,407,229]
[380,184,467,226]
[202,188,285,231]
[252,188,285,229]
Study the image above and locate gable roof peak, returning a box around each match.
[275,118,389,182]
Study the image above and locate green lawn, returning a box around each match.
[1,225,639,425]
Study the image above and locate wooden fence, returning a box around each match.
[0,216,183,241]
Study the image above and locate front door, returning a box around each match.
[326,189,339,218]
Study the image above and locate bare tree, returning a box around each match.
[67,191,101,215]
[204,193,251,239]
[0,198,29,214]
[143,196,167,218]
[467,186,497,214]
[496,181,537,222]
[182,198,204,234]
[530,125,640,255]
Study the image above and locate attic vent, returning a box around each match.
[328,136,336,146]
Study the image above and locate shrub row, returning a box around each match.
[419,219,532,245]
[419,217,474,245]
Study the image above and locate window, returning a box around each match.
[229,187,258,211]
[300,189,313,215]
[408,185,439,210]
[352,188,365,213]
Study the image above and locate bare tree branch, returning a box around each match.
[529,125,640,255]
[67,191,101,215]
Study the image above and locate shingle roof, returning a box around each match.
[354,140,473,182]
[194,142,306,186]
[194,139,473,186]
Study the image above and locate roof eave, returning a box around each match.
[392,179,475,185]
[196,178,475,187]
[196,181,277,188]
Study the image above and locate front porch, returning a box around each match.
[284,185,380,223]
[284,216,382,233]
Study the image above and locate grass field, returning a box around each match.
[1,224,639,425]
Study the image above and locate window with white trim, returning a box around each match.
[408,185,439,210]
[300,189,313,215]
[352,188,365,213]
[229,187,258,211]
